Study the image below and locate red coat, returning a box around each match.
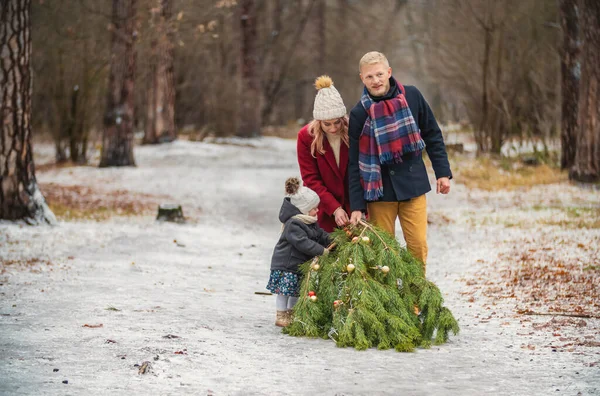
[297,124,350,232]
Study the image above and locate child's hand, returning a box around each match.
[322,248,330,256]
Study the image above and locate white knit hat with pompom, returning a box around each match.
[312,75,346,121]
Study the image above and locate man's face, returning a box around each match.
[360,62,392,97]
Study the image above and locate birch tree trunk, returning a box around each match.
[100,0,137,167]
[0,0,56,223]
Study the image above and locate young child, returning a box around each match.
[266,177,331,327]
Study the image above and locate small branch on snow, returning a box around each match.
[519,310,597,319]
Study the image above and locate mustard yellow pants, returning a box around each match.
[367,194,428,274]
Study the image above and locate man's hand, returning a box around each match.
[333,207,350,227]
[436,177,451,194]
[350,210,364,225]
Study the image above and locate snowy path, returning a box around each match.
[1,139,599,395]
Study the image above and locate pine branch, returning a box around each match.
[358,219,391,251]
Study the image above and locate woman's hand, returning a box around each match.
[333,207,350,226]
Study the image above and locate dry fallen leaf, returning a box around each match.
[138,361,151,374]
[82,323,103,328]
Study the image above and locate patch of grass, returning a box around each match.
[538,218,600,229]
[536,206,600,229]
[105,306,121,311]
[48,202,114,221]
[452,155,567,191]
[42,183,160,222]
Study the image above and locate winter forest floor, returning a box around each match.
[1,135,599,396]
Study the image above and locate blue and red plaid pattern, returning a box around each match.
[359,79,426,201]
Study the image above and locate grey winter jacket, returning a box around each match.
[270,198,330,274]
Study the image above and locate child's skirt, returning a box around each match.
[266,270,300,297]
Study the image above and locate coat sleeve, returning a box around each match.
[348,109,367,212]
[316,227,331,247]
[285,221,326,257]
[415,88,453,180]
[297,126,342,216]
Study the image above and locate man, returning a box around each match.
[348,51,452,275]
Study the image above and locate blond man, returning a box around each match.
[348,51,452,275]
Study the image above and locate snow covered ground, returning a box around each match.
[1,138,599,395]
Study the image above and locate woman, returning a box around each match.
[297,75,350,232]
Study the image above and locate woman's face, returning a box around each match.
[320,118,342,135]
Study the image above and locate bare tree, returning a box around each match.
[570,0,600,182]
[236,0,261,137]
[560,0,580,170]
[100,0,137,167]
[260,0,315,124]
[144,0,176,144]
[420,0,559,155]
[32,0,109,164]
[0,0,55,223]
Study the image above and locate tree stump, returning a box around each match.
[522,156,540,166]
[156,204,185,223]
[445,143,464,153]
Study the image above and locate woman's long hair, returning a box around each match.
[308,117,349,158]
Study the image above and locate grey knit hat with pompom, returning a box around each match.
[285,177,320,215]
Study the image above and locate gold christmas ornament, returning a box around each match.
[312,263,320,271]
[361,236,370,244]
[381,265,390,274]
[346,263,355,273]
[351,236,360,243]
[310,295,318,302]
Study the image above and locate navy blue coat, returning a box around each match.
[270,198,330,274]
[348,79,452,212]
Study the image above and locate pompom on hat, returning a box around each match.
[285,177,320,215]
[312,75,346,121]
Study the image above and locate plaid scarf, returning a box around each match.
[359,78,426,201]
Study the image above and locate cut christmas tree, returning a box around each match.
[284,220,459,351]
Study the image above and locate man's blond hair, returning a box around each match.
[359,51,390,72]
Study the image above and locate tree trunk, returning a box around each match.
[144,0,176,144]
[302,0,326,121]
[0,0,56,224]
[100,0,137,167]
[559,0,580,170]
[315,0,325,73]
[570,0,600,182]
[260,1,314,123]
[381,0,407,55]
[490,27,505,154]
[478,26,493,154]
[54,49,68,162]
[237,0,261,137]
